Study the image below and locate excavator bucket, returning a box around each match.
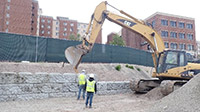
[65,46,84,69]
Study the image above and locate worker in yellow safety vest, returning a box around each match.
[85,74,97,108]
[77,69,86,100]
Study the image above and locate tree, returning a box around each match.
[69,34,80,41]
[110,34,126,46]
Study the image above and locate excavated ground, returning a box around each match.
[0,62,153,81]
[0,62,199,112]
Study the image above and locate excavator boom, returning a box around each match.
[65,1,165,72]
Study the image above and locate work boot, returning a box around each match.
[85,105,88,108]
[89,106,92,108]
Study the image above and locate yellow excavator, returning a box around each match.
[65,1,200,94]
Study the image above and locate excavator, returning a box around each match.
[65,1,200,94]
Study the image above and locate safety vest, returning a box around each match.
[78,74,86,85]
[86,80,95,92]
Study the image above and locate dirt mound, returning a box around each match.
[148,74,200,112]
[0,62,152,81]
[145,87,164,100]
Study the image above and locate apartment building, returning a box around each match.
[0,0,39,35]
[55,17,77,39]
[77,22,102,44]
[146,12,196,56]
[39,15,53,37]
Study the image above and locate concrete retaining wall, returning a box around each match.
[0,72,131,102]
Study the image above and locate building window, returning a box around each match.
[64,28,67,31]
[170,43,177,50]
[63,33,67,36]
[56,21,59,25]
[161,31,168,37]
[56,32,59,36]
[63,22,67,26]
[170,32,177,38]
[47,31,50,34]
[179,22,185,28]
[41,25,44,28]
[32,21,34,23]
[41,19,45,23]
[5,29,9,32]
[31,28,34,30]
[170,21,176,27]
[70,23,74,26]
[187,44,194,51]
[6,13,10,18]
[70,28,73,32]
[187,34,193,40]
[32,14,34,16]
[179,43,186,50]
[47,20,51,23]
[7,6,10,10]
[8,0,11,2]
[6,21,9,25]
[152,21,155,28]
[179,33,185,39]
[161,19,168,26]
[56,27,59,31]
[41,30,44,34]
[187,24,193,29]
[47,25,51,29]
[164,42,169,48]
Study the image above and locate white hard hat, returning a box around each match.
[82,69,86,72]
[89,74,94,78]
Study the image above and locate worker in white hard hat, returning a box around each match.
[77,69,86,100]
[85,74,97,108]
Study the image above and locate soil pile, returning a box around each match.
[148,74,200,112]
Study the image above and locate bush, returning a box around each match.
[125,64,134,70]
[136,67,141,71]
[115,65,121,71]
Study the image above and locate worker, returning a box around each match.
[77,69,87,100]
[85,74,97,108]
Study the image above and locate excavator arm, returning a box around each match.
[65,1,165,73]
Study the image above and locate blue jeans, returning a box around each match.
[85,92,94,107]
[77,85,85,100]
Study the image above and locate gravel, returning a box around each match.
[149,74,200,112]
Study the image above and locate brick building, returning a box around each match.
[121,28,147,50]
[145,12,196,56]
[39,15,53,37]
[56,17,77,39]
[0,0,39,35]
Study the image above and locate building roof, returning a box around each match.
[40,15,53,19]
[145,12,194,21]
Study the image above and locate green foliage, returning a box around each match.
[110,34,126,46]
[115,65,121,71]
[125,64,134,70]
[136,67,141,71]
[69,34,80,41]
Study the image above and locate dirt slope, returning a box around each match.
[149,74,200,112]
[0,62,153,81]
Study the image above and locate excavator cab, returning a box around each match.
[157,50,187,74]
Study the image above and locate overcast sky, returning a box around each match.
[38,0,200,43]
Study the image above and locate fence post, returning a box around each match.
[35,36,38,62]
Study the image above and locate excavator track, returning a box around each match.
[131,78,187,95]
